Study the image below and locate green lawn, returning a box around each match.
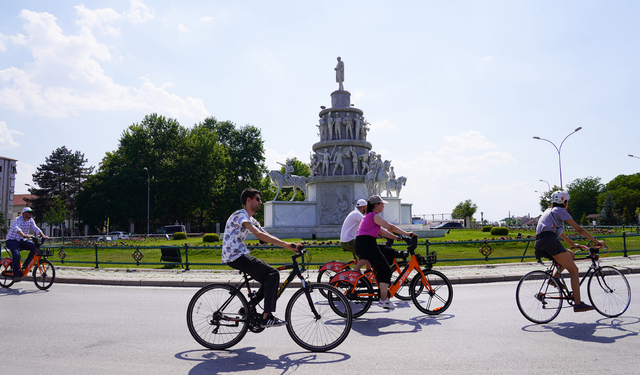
[9,228,638,270]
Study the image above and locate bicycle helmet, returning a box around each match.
[551,191,570,204]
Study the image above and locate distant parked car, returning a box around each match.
[154,225,186,235]
[433,222,464,229]
[97,231,130,241]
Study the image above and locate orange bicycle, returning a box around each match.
[1,235,56,290]
[317,240,416,301]
[329,236,453,318]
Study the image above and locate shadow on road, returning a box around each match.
[522,316,640,343]
[175,348,350,375]
[350,313,455,337]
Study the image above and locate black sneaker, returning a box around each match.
[574,302,595,312]
[260,314,287,328]
[13,276,21,283]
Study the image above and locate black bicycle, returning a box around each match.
[186,249,353,352]
[516,246,631,324]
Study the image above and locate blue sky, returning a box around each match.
[1,0,639,223]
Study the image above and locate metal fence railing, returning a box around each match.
[3,232,639,270]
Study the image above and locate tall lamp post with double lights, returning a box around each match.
[533,127,582,189]
[144,167,150,235]
[539,179,551,191]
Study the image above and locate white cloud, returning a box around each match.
[126,0,154,24]
[74,4,123,36]
[14,161,36,194]
[369,119,397,131]
[439,130,497,155]
[265,148,300,171]
[0,121,22,149]
[200,16,214,22]
[177,23,189,33]
[0,9,208,121]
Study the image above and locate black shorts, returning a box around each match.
[534,231,567,259]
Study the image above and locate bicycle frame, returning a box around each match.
[330,237,435,300]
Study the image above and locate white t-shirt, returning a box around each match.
[340,208,364,243]
[536,206,573,238]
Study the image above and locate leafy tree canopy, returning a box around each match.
[452,199,478,220]
[565,176,603,219]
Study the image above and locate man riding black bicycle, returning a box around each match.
[5,207,49,282]
[222,188,301,328]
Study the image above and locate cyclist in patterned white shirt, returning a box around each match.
[5,207,49,282]
[222,188,301,328]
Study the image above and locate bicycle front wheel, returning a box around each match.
[286,284,352,352]
[392,268,417,301]
[587,266,631,318]
[410,270,453,315]
[0,261,15,288]
[32,259,55,290]
[516,271,562,324]
[186,284,249,350]
[331,275,373,318]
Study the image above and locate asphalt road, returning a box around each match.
[2,275,639,375]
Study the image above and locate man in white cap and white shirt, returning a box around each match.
[340,199,371,271]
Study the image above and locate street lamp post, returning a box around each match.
[539,179,550,191]
[629,154,640,160]
[144,167,150,235]
[533,127,582,189]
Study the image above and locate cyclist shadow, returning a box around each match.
[523,317,640,343]
[351,313,454,337]
[0,287,48,297]
[175,348,350,375]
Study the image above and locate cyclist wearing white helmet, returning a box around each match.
[535,191,606,312]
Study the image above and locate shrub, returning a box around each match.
[490,227,509,236]
[482,226,492,232]
[173,232,187,240]
[203,233,220,243]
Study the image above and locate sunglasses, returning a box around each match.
[252,196,262,202]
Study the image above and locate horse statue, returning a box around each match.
[269,171,307,201]
[386,176,407,197]
[365,160,390,197]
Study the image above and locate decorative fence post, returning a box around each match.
[94,244,99,269]
[184,244,190,271]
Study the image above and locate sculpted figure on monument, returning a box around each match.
[343,114,353,139]
[327,112,334,141]
[354,115,362,140]
[309,153,320,176]
[277,159,295,186]
[332,147,346,175]
[359,151,369,175]
[349,146,359,175]
[317,116,326,141]
[318,148,331,175]
[335,56,345,91]
[360,116,370,139]
[334,113,342,139]
[269,158,307,201]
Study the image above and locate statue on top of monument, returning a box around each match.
[277,159,295,186]
[335,56,345,91]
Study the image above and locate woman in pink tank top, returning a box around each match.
[354,195,417,310]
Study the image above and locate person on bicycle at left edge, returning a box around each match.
[6,207,49,282]
[222,188,302,328]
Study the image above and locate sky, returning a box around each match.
[1,0,640,223]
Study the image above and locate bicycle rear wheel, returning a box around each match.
[410,270,453,315]
[587,266,631,318]
[186,284,249,350]
[0,261,15,288]
[330,276,374,318]
[286,284,352,352]
[32,259,55,290]
[516,271,562,324]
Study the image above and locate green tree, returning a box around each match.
[566,177,603,219]
[599,192,617,225]
[44,196,67,236]
[452,199,478,221]
[26,146,93,232]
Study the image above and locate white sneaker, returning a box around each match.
[377,299,396,310]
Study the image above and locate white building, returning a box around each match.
[0,156,17,229]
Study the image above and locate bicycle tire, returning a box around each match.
[317,268,340,297]
[32,259,55,290]
[587,266,631,318]
[331,275,374,318]
[186,284,249,350]
[0,261,15,288]
[516,270,562,324]
[285,284,352,352]
[410,269,453,315]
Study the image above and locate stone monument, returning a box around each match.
[263,57,413,238]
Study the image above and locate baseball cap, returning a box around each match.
[356,199,367,207]
[22,207,34,213]
[368,195,388,204]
